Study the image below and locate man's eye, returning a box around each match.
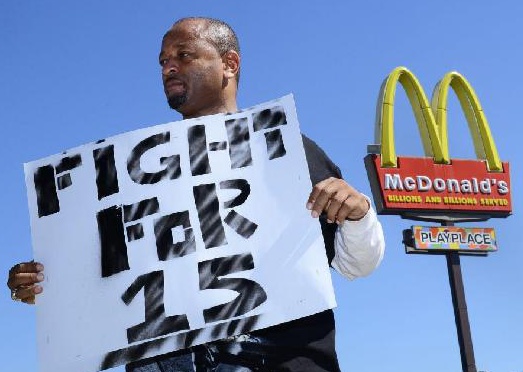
[159,59,168,66]
[179,52,190,58]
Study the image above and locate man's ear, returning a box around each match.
[223,50,240,80]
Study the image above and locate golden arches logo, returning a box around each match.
[375,66,502,172]
[365,67,511,218]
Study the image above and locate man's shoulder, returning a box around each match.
[301,134,342,183]
[301,134,325,154]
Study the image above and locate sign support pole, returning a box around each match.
[444,221,477,372]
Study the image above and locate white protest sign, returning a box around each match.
[25,95,336,372]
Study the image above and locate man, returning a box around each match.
[8,17,384,371]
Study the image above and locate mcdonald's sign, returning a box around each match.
[365,67,512,218]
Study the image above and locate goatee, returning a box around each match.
[167,94,187,110]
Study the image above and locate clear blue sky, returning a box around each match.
[1,1,521,371]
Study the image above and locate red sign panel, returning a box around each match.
[365,154,512,217]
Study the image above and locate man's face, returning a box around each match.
[159,20,226,118]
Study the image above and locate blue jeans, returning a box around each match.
[127,336,266,372]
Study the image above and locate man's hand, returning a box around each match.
[7,261,44,304]
[307,177,369,224]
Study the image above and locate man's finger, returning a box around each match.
[307,178,338,218]
[7,272,44,290]
[307,178,334,209]
[7,262,44,292]
[324,187,351,223]
[9,262,44,275]
[334,199,352,223]
[14,285,42,303]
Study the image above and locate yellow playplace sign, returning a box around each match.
[365,67,512,218]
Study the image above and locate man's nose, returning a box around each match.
[162,60,179,76]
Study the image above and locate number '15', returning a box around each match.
[121,252,267,344]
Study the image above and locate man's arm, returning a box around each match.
[331,199,385,280]
[307,177,385,280]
